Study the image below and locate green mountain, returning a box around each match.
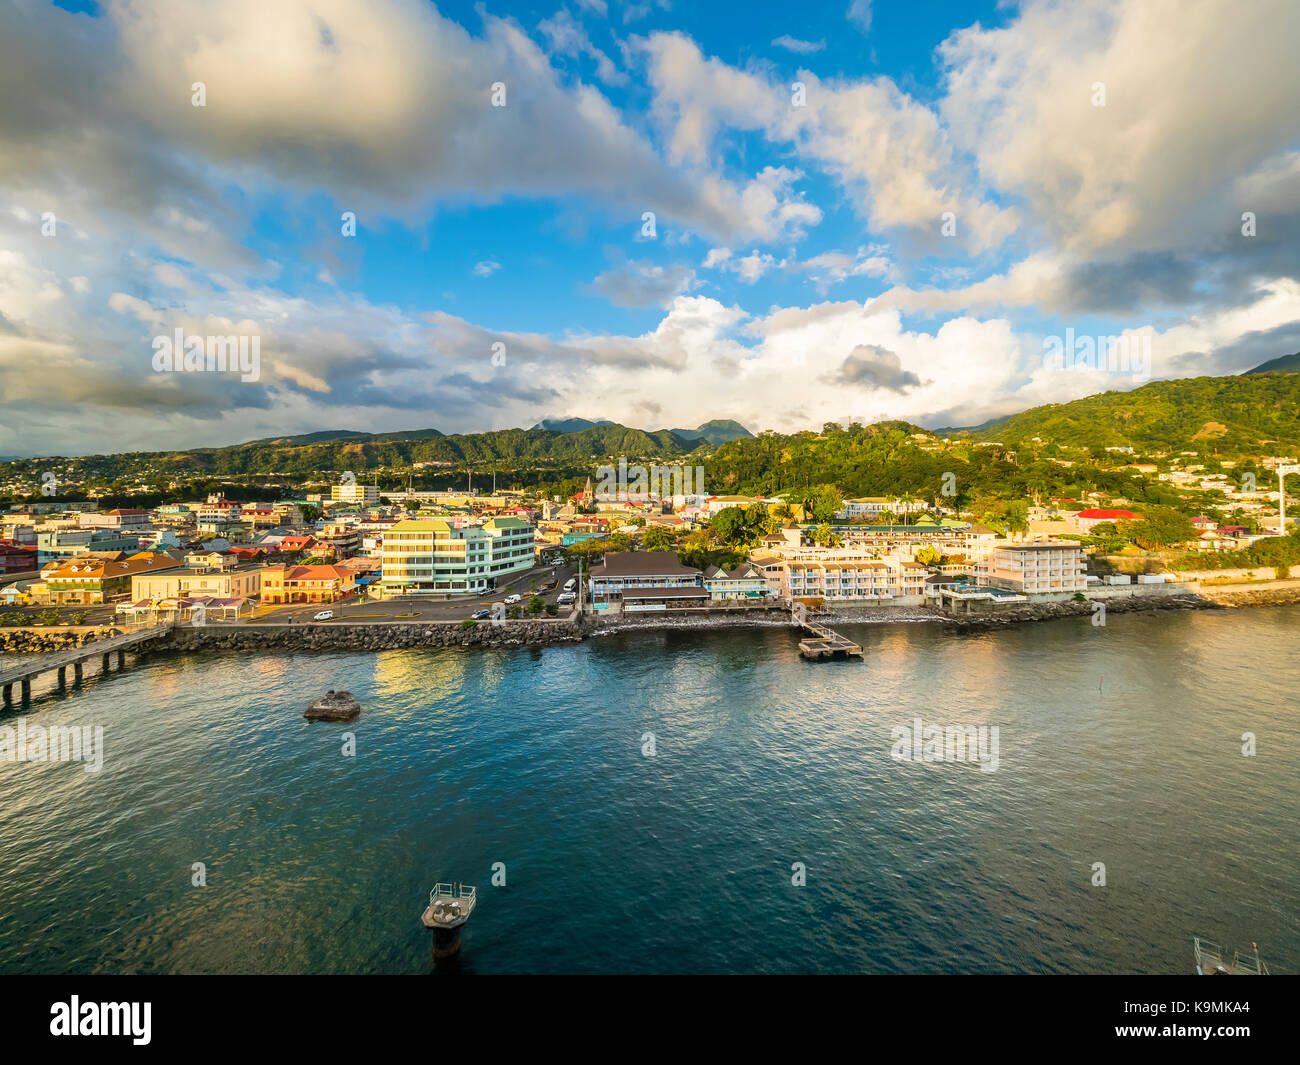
[2,423,700,483]
[241,428,446,447]
[1246,352,1300,374]
[665,419,754,445]
[531,417,616,432]
[952,373,1300,454]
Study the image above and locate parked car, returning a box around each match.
[313,610,335,621]
[504,594,522,605]
[557,592,575,605]
[471,608,492,620]
[563,578,577,592]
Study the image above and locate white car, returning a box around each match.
[557,592,575,605]
[313,610,335,621]
[563,578,577,592]
[503,594,522,605]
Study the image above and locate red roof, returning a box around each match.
[1077,508,1139,520]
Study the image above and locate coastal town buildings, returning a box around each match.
[379,516,535,595]
[702,562,774,601]
[587,551,710,610]
[837,497,927,519]
[39,552,184,605]
[777,557,929,605]
[260,564,357,605]
[982,542,1088,595]
[331,482,381,505]
[1074,508,1140,532]
[0,539,38,574]
[132,566,265,602]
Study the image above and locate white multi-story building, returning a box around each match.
[982,541,1087,595]
[196,498,242,523]
[77,508,152,530]
[380,517,535,595]
[331,482,381,505]
[780,557,929,604]
[838,497,927,519]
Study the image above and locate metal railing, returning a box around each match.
[429,883,476,904]
[1194,937,1267,975]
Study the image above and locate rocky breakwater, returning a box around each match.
[0,626,125,654]
[1195,581,1300,608]
[937,592,1208,630]
[161,618,586,654]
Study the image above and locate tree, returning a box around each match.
[804,484,844,524]
[527,595,545,615]
[1121,507,1197,550]
[642,526,676,551]
[915,545,941,566]
[712,506,750,545]
[812,523,840,547]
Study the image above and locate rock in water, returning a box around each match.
[304,689,362,721]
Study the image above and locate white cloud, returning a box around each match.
[586,260,696,307]
[638,32,1018,252]
[938,0,1300,255]
[772,35,825,54]
[847,1,873,35]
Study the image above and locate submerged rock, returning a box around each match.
[304,689,362,721]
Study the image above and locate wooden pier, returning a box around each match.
[795,617,863,661]
[0,623,172,707]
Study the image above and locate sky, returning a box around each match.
[1,0,1299,458]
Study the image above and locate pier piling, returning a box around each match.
[0,624,169,706]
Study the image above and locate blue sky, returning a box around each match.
[3,0,1299,457]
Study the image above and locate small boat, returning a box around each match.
[1193,937,1269,975]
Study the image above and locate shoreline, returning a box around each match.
[2,583,1297,657]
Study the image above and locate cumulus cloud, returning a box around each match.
[585,260,697,307]
[826,344,925,392]
[937,0,1300,257]
[2,0,1300,458]
[0,0,796,250]
[638,31,1019,253]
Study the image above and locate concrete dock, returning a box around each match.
[0,623,171,706]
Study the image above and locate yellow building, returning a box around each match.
[132,567,265,603]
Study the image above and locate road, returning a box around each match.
[251,563,577,625]
[0,563,580,629]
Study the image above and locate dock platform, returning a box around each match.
[795,617,863,661]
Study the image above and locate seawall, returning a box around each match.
[0,619,585,656]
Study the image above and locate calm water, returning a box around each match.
[1,607,1296,974]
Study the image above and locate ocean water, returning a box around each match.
[0,606,1296,974]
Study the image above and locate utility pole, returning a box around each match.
[1279,464,1299,535]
